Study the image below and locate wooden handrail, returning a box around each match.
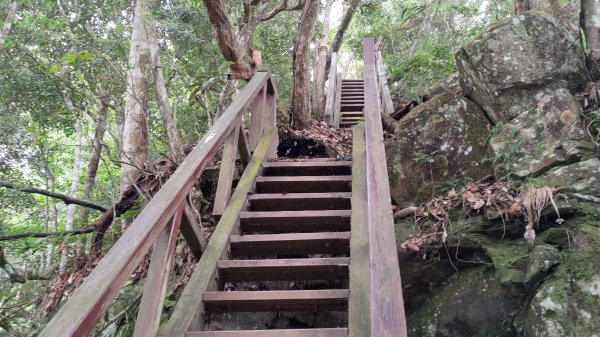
[375,50,394,116]
[324,52,338,125]
[39,71,278,337]
[360,37,408,337]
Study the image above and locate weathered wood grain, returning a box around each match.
[324,52,337,125]
[213,122,240,218]
[376,50,394,116]
[362,37,408,337]
[186,328,348,337]
[180,202,207,259]
[333,73,343,128]
[158,129,276,337]
[348,125,371,337]
[133,204,184,337]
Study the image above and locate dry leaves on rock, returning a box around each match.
[400,180,538,256]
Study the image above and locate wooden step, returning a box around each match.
[239,210,351,233]
[218,257,350,281]
[261,161,351,176]
[255,176,351,193]
[340,116,363,121]
[248,192,351,211]
[339,104,364,112]
[229,232,351,257]
[187,328,348,337]
[272,158,338,162]
[202,290,349,312]
[340,100,364,105]
[340,111,364,117]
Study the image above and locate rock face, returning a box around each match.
[488,89,595,177]
[529,0,581,37]
[387,8,600,337]
[541,158,600,196]
[456,12,588,124]
[387,92,492,206]
[525,224,600,337]
[408,267,513,337]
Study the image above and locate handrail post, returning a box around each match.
[324,53,338,126]
[213,121,241,218]
[375,51,394,115]
[333,72,343,128]
[133,203,184,337]
[362,37,408,337]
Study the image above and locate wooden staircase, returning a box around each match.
[339,79,365,128]
[189,158,352,336]
[40,38,406,337]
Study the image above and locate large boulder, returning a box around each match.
[541,158,600,197]
[488,89,595,178]
[524,224,600,337]
[456,12,589,124]
[529,0,581,37]
[408,267,514,337]
[387,92,492,206]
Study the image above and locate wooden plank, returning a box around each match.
[256,175,351,193]
[362,37,408,337]
[273,157,338,162]
[202,290,349,312]
[248,86,266,150]
[158,129,277,337]
[333,73,343,128]
[262,160,352,176]
[133,204,184,337]
[340,112,364,117]
[348,126,371,337]
[324,52,337,125]
[237,122,251,168]
[248,192,351,212]
[229,232,350,257]
[186,328,348,337]
[180,203,207,260]
[39,72,271,337]
[218,257,350,281]
[213,122,240,218]
[376,50,395,116]
[265,91,278,159]
[239,210,351,233]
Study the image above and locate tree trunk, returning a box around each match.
[315,0,335,118]
[121,0,150,195]
[291,0,319,129]
[60,120,82,272]
[324,0,360,81]
[581,0,600,50]
[0,0,17,48]
[145,8,185,162]
[202,0,256,80]
[514,0,530,14]
[78,100,109,226]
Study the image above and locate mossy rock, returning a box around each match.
[524,224,600,336]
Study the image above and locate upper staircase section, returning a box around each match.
[324,43,395,129]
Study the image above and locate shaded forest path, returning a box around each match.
[39,38,405,337]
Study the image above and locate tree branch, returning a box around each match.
[0,180,108,212]
[0,227,95,241]
[262,0,304,21]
